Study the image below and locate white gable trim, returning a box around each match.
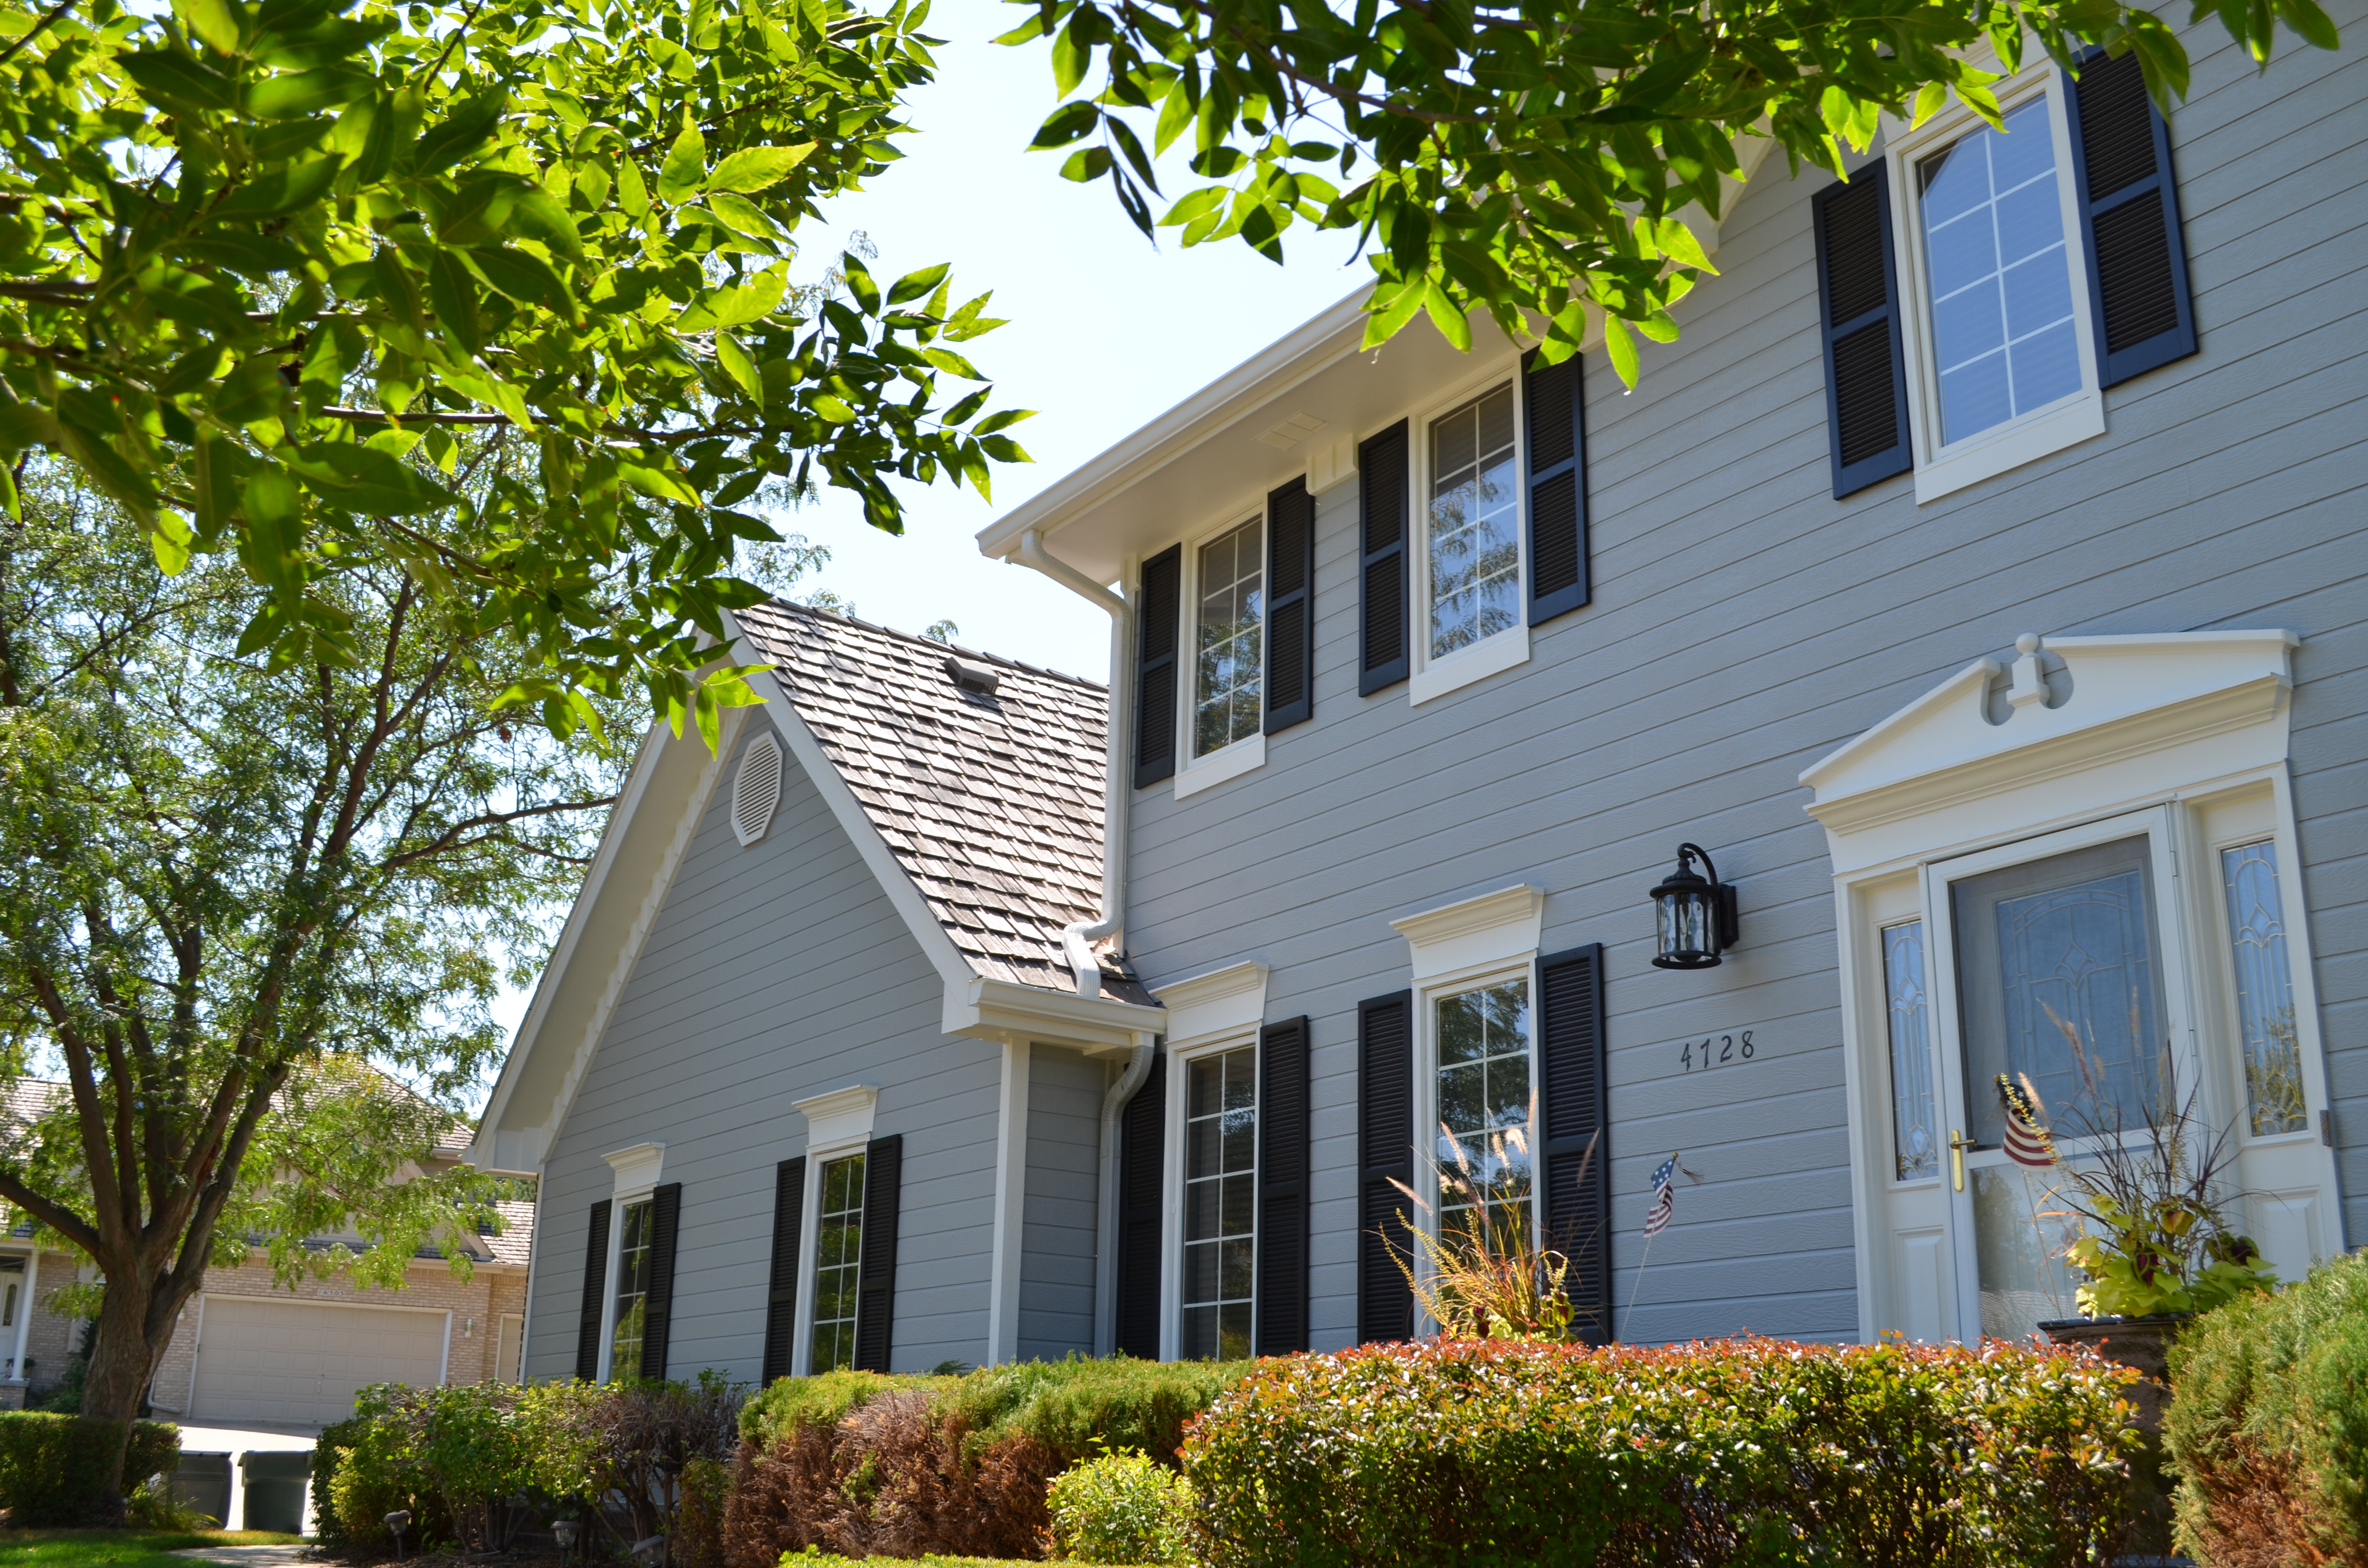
[1801,630,2297,868]
[471,709,743,1173]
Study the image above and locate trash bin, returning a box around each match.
[172,1452,233,1526]
[240,1450,313,1535]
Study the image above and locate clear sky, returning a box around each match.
[772,0,1367,683]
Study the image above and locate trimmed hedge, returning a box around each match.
[1182,1336,2141,1568]
[2166,1250,2368,1567]
[726,1357,1241,1565]
[0,1411,181,1526]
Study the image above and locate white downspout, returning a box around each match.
[1010,527,1157,1357]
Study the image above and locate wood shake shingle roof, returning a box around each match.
[736,601,1125,999]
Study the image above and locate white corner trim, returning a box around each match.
[1174,734,1266,799]
[1392,884,1547,984]
[1152,961,1269,1050]
[794,1085,880,1152]
[986,1040,1031,1367]
[1410,625,1530,706]
[604,1142,665,1200]
[1801,630,2300,842]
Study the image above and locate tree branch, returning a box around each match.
[379,794,618,873]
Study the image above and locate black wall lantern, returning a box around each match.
[1650,843,1739,969]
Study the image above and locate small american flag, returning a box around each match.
[1996,1075,2060,1168]
[1643,1155,1677,1237]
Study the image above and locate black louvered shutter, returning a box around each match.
[1356,423,1410,695]
[1264,478,1315,732]
[1256,1017,1311,1356]
[1357,992,1414,1344]
[1134,547,1182,788]
[1813,172,1913,498]
[1522,350,1589,624]
[2067,49,2196,386]
[853,1134,901,1372]
[760,1158,806,1383]
[640,1182,682,1380]
[1115,1053,1166,1358]
[1537,946,1611,1344]
[574,1200,610,1380]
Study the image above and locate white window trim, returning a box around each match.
[1157,1024,1263,1361]
[1887,62,2107,504]
[593,1143,665,1381]
[1391,883,1546,1329]
[1407,356,1533,705]
[1808,628,2342,1342]
[788,1087,878,1376]
[1173,506,1271,797]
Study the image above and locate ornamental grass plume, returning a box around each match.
[1382,1105,1599,1343]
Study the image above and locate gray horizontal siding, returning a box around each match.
[526,719,1000,1382]
[1019,1045,1106,1363]
[1121,10,2368,1349]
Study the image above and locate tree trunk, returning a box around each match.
[79,1265,193,1521]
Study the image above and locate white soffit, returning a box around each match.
[1392,885,1547,985]
[1801,630,2300,849]
[604,1141,665,1199]
[1151,962,1269,1050]
[794,1085,879,1149]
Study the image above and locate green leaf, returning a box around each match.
[283,441,462,515]
[617,159,651,218]
[702,266,786,328]
[1061,146,1113,183]
[437,172,522,246]
[248,65,373,120]
[1602,313,1640,388]
[887,263,949,307]
[921,346,984,380]
[1421,279,1472,352]
[467,245,577,318]
[1159,188,1226,227]
[178,232,304,279]
[658,121,708,206]
[150,509,194,576]
[212,157,340,220]
[120,50,240,113]
[425,249,485,353]
[810,395,857,423]
[618,460,701,504]
[1651,216,1716,275]
[715,331,761,401]
[978,434,1031,463]
[706,143,816,194]
[506,184,586,261]
[407,91,509,177]
[1031,100,1100,150]
[173,0,243,55]
[0,402,63,454]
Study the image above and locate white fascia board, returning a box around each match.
[952,975,1165,1055]
[974,291,1371,563]
[470,717,691,1174]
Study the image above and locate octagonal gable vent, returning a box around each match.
[732,733,783,845]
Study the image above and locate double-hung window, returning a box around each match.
[1409,377,1532,702]
[1432,978,1535,1247]
[1193,520,1264,759]
[1179,1045,1257,1359]
[609,1197,654,1380]
[809,1150,867,1373]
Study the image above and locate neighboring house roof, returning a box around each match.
[737,602,1139,999]
[482,1199,536,1267]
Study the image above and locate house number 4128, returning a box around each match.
[1678,1032,1754,1072]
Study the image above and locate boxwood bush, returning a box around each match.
[0,1411,180,1526]
[1182,1336,2140,1568]
[2166,1249,2368,1566]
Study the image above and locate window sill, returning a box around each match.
[1410,625,1530,706]
[1913,391,2105,503]
[1174,733,1265,799]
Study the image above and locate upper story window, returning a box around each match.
[1916,96,2083,446]
[1813,51,2195,505]
[609,1197,654,1380]
[1193,519,1264,758]
[1425,385,1521,660]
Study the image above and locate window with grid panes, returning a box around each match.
[609,1198,653,1380]
[1193,520,1264,757]
[1434,979,1533,1246]
[1426,385,1521,659]
[809,1152,866,1373]
[1180,1045,1256,1359]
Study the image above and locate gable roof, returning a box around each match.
[736,602,1145,1001]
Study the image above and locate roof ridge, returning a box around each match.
[757,598,1108,695]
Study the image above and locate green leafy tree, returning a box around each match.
[0,0,1026,740]
[1009,0,2340,380]
[0,458,749,1508]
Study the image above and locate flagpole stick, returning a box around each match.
[1619,1232,1656,1345]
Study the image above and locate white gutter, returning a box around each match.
[1012,526,1160,1359]
[1015,527,1131,999]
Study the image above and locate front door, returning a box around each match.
[1923,808,2202,1342]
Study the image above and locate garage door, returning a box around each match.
[190,1296,447,1428]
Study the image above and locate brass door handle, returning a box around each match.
[1948,1130,1975,1192]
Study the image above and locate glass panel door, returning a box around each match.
[1924,809,2199,1342]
